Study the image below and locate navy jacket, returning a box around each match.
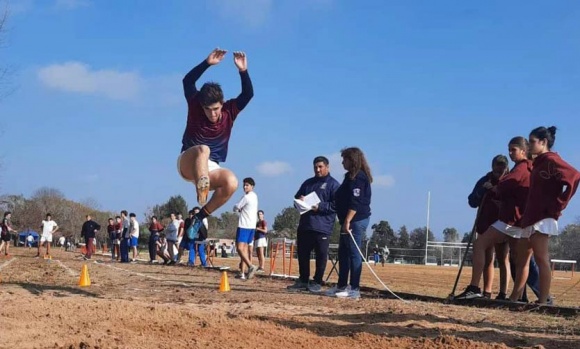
[295,174,340,235]
[81,220,101,239]
[335,171,372,224]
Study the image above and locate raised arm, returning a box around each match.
[233,51,254,111]
[182,48,227,100]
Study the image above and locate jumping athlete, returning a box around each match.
[178,48,254,236]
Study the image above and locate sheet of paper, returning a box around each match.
[293,191,321,215]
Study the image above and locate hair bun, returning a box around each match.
[547,126,557,137]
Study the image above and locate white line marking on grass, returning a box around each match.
[98,263,190,287]
[53,259,79,277]
[0,257,17,271]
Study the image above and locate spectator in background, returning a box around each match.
[148,216,164,264]
[114,216,122,261]
[120,210,131,263]
[107,218,116,261]
[129,213,140,262]
[254,210,268,273]
[165,213,180,265]
[81,214,101,260]
[0,212,16,257]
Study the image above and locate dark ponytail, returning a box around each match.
[530,126,557,150]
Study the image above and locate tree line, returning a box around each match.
[2,190,579,265]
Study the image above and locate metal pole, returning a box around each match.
[424,191,430,265]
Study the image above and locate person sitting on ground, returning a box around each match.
[156,234,171,265]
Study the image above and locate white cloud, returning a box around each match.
[38,62,142,101]
[374,174,395,188]
[257,161,292,177]
[55,0,90,10]
[211,0,273,27]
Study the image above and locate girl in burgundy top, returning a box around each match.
[461,155,509,299]
[509,126,580,304]
[457,137,535,300]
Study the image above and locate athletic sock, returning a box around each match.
[196,206,210,220]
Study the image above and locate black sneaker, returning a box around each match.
[455,285,483,300]
[482,291,491,299]
[286,280,308,291]
[495,292,507,300]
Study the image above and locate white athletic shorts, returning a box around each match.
[521,218,559,239]
[40,233,53,243]
[177,152,221,182]
[491,220,523,239]
[255,237,268,248]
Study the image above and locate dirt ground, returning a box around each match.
[1,248,579,349]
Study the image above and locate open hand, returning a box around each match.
[233,51,248,72]
[206,48,227,65]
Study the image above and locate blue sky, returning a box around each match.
[1,0,579,239]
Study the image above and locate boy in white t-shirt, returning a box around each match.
[233,177,258,279]
[129,213,140,262]
[39,213,59,258]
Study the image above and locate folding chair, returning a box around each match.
[325,244,339,282]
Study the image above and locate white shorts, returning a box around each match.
[521,218,559,239]
[40,234,53,243]
[176,152,221,182]
[255,237,268,248]
[491,220,523,239]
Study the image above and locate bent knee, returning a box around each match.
[224,174,238,194]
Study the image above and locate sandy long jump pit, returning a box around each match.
[0,249,579,349]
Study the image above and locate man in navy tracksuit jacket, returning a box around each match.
[287,156,340,292]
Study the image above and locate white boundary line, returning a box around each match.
[53,259,79,277]
[0,257,17,271]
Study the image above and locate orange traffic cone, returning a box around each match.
[79,264,91,287]
[219,270,230,292]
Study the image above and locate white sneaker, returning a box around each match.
[336,287,360,299]
[325,285,349,297]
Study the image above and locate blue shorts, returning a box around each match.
[236,228,255,244]
[130,237,139,247]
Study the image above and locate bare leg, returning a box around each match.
[529,233,551,303]
[257,247,265,269]
[469,228,505,288]
[483,246,495,294]
[509,238,533,301]
[248,245,253,264]
[237,242,253,273]
[179,148,238,213]
[495,241,510,295]
[179,145,210,205]
[47,241,51,256]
